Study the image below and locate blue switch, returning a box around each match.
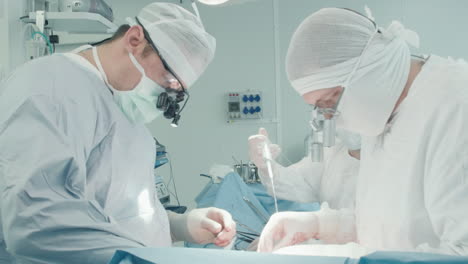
[242,95,249,102]
[248,95,254,102]
[254,94,261,102]
[243,107,249,115]
[255,106,261,113]
[249,107,256,114]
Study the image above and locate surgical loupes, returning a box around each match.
[309,107,337,162]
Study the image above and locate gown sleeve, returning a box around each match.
[416,102,468,255]
[0,95,145,264]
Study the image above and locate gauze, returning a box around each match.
[286,8,420,136]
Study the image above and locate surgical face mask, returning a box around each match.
[334,25,412,137]
[336,129,361,150]
[92,46,166,124]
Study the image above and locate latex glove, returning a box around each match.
[248,127,281,169]
[168,207,236,247]
[257,203,356,253]
[257,211,318,252]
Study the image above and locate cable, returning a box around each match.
[166,152,181,206]
[165,170,178,201]
[51,29,56,53]
[164,152,176,197]
[31,31,53,55]
[178,90,190,114]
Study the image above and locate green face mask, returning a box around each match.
[92,46,166,124]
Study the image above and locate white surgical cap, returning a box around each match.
[132,2,216,89]
[286,8,420,136]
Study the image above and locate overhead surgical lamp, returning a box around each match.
[180,0,230,6]
[197,0,230,5]
[179,0,230,28]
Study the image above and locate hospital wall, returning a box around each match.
[2,0,468,210]
[0,0,5,79]
[0,0,26,81]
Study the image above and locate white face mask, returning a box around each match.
[333,25,412,137]
[336,129,361,150]
[92,46,166,124]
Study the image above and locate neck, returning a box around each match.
[392,59,424,113]
[79,43,138,91]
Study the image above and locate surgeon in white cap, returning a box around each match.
[0,3,235,263]
[257,7,468,257]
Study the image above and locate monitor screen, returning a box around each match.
[229,102,240,112]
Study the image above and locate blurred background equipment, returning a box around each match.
[153,138,187,214]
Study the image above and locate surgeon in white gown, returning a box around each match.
[257,7,468,257]
[0,3,235,264]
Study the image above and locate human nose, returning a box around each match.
[167,78,182,91]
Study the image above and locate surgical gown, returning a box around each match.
[355,55,468,254]
[305,55,468,257]
[0,54,171,264]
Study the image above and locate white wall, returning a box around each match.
[0,0,29,77]
[4,0,468,209]
[0,0,6,79]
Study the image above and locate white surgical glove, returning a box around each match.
[248,128,281,170]
[168,207,236,247]
[257,203,356,252]
[257,211,318,252]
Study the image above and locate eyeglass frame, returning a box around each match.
[135,17,187,93]
[135,17,191,126]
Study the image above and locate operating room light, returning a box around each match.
[197,0,230,5]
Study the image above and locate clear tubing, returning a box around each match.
[263,143,279,213]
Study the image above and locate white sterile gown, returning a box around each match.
[355,55,468,255]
